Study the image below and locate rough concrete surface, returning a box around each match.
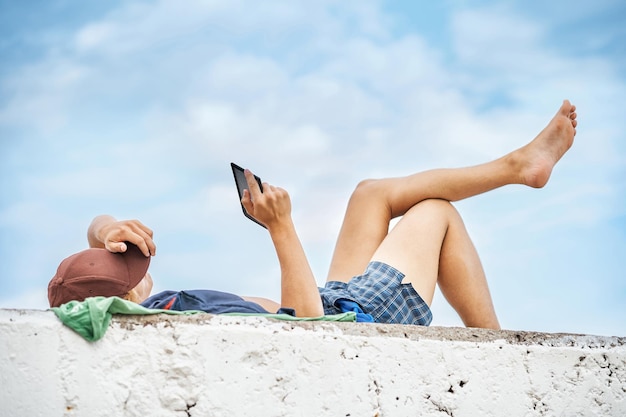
[1,309,624,416]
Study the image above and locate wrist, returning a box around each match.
[267,217,296,239]
[88,215,116,248]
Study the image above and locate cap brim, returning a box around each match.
[122,243,151,289]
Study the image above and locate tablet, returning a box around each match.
[231,162,266,228]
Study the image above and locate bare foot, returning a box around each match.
[514,100,578,188]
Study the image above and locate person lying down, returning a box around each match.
[48,100,578,328]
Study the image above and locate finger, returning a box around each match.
[131,234,155,257]
[137,236,156,257]
[132,219,154,238]
[124,223,156,257]
[135,227,156,256]
[244,169,262,198]
[241,189,253,215]
[133,239,154,257]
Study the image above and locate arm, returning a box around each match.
[241,170,323,317]
[87,214,156,257]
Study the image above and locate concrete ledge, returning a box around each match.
[1,309,625,416]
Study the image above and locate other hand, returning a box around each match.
[93,217,156,257]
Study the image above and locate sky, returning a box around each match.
[1,0,625,337]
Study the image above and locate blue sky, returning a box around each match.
[1,0,625,336]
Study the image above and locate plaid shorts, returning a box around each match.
[318,261,432,326]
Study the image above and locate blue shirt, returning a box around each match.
[141,289,281,314]
[141,289,373,321]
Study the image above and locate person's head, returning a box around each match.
[123,272,153,303]
[48,243,152,307]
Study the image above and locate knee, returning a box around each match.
[416,198,454,210]
[405,198,460,221]
[348,178,386,205]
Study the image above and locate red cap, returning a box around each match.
[48,244,150,307]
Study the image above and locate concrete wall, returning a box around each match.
[1,309,624,417]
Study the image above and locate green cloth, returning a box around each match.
[51,296,356,342]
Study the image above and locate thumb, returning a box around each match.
[241,189,253,214]
[106,241,127,253]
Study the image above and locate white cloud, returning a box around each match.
[75,22,116,51]
[452,6,545,68]
[0,59,90,131]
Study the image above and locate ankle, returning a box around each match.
[499,152,526,186]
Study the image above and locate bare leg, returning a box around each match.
[327,100,577,282]
[370,199,500,329]
[436,208,500,328]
